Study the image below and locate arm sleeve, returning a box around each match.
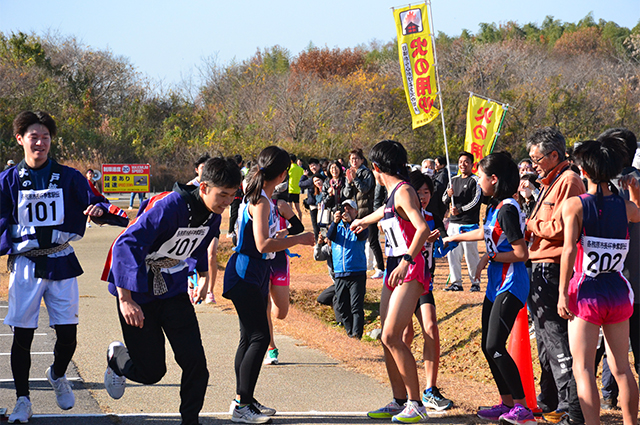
[299,175,313,190]
[75,172,129,227]
[460,175,483,212]
[286,214,304,235]
[326,221,338,242]
[497,204,524,244]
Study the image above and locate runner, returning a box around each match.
[1,111,128,423]
[223,146,314,424]
[558,138,640,425]
[350,140,430,423]
[264,196,305,365]
[444,152,535,425]
[403,170,453,411]
[101,157,242,425]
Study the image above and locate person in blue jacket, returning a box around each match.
[327,199,368,339]
[1,111,129,423]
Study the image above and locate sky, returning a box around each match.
[1,0,638,87]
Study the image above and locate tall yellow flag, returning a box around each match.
[394,4,439,129]
[464,94,507,172]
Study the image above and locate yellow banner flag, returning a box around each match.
[394,4,439,129]
[464,95,507,172]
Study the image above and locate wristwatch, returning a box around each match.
[402,254,415,265]
[488,251,497,260]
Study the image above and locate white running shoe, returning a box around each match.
[8,396,32,423]
[104,341,127,399]
[231,403,272,423]
[229,399,276,416]
[392,400,428,423]
[205,291,216,304]
[45,366,75,410]
[371,269,384,279]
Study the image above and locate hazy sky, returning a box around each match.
[1,0,638,86]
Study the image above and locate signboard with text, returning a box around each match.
[102,164,150,193]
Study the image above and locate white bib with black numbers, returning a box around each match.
[581,235,628,278]
[156,226,210,261]
[423,241,433,269]
[18,188,65,227]
[380,216,409,257]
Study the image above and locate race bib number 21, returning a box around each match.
[18,189,65,227]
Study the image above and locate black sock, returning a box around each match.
[410,399,423,407]
[394,398,408,406]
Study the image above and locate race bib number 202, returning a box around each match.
[18,189,65,227]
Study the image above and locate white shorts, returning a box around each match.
[4,256,79,328]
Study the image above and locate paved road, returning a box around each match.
[0,220,470,424]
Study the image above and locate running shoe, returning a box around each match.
[371,269,385,279]
[229,399,276,416]
[422,386,453,410]
[470,284,481,292]
[104,341,127,399]
[542,410,569,424]
[263,348,279,365]
[8,396,32,424]
[391,400,428,423]
[45,366,75,410]
[444,282,463,291]
[367,401,405,418]
[499,403,536,425]
[205,291,216,304]
[477,403,512,421]
[187,286,195,302]
[231,403,272,424]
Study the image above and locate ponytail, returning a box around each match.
[243,146,290,205]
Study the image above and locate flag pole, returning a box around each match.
[487,104,509,153]
[427,0,453,202]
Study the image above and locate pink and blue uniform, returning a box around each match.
[484,198,529,304]
[269,200,290,287]
[568,193,634,326]
[380,182,430,294]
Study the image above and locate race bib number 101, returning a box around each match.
[18,189,65,227]
[156,227,210,261]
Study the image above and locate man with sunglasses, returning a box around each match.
[526,127,585,425]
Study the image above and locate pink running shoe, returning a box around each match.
[499,403,536,425]
[205,291,216,304]
[477,403,511,421]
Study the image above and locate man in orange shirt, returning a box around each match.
[526,127,585,425]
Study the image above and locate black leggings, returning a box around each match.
[481,292,525,400]
[226,280,270,404]
[12,324,77,398]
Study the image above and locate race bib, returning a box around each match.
[423,241,433,269]
[581,235,628,277]
[18,189,64,227]
[381,216,408,257]
[484,225,497,257]
[156,226,210,261]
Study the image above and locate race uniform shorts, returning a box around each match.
[270,252,290,287]
[384,254,431,296]
[288,193,300,203]
[569,272,634,326]
[4,256,79,328]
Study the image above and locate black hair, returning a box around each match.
[597,128,637,168]
[327,160,344,179]
[86,169,94,174]
[435,155,446,166]
[13,111,57,138]
[232,154,243,166]
[245,146,290,204]
[526,127,566,158]
[573,139,626,183]
[308,157,319,165]
[312,172,326,181]
[290,153,297,162]
[477,152,519,200]
[194,153,211,168]
[369,140,409,180]
[200,157,242,189]
[458,151,474,163]
[349,148,365,160]
[409,170,434,195]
